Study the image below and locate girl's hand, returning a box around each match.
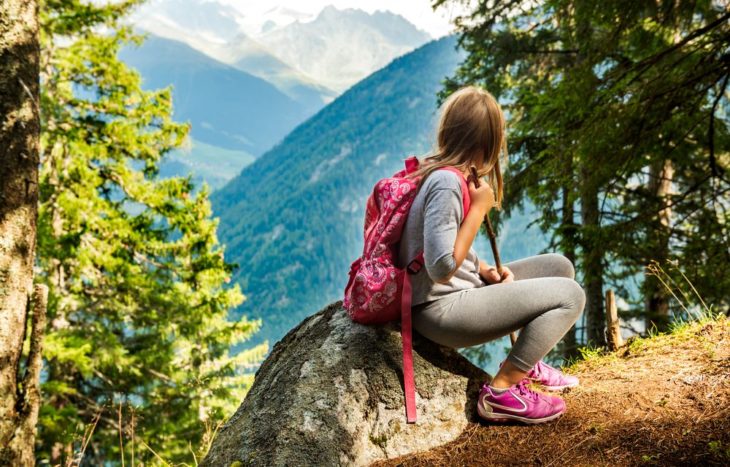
[480,264,514,284]
[499,266,515,283]
[480,265,501,284]
[468,178,495,214]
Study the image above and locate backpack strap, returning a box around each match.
[435,166,471,217]
[404,155,420,173]
[403,157,471,215]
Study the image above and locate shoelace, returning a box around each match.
[515,378,540,401]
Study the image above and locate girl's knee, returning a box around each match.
[551,277,585,320]
[546,253,575,279]
[565,279,586,319]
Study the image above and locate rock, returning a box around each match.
[201,301,490,467]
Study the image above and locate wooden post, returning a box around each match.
[605,289,623,351]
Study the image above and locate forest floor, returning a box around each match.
[374,314,730,467]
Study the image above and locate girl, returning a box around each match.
[397,85,586,424]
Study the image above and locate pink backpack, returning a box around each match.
[343,155,470,423]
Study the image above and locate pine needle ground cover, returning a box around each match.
[376,314,730,466]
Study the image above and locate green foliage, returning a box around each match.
[436,0,730,343]
[36,0,266,463]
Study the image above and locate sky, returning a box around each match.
[217,0,470,39]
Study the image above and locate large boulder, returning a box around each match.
[201,301,490,466]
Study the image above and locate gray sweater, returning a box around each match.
[396,168,485,305]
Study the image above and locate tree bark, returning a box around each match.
[0,0,43,465]
[644,160,674,331]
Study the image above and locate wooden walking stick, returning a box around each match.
[469,166,518,345]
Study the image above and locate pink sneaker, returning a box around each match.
[477,379,565,424]
[527,360,579,391]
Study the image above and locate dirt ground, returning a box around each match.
[373,317,730,466]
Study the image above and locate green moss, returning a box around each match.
[708,440,730,460]
[369,433,389,450]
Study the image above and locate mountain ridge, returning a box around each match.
[120,34,311,156]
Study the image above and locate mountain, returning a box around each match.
[130,0,245,44]
[120,34,312,159]
[129,1,433,97]
[255,5,433,93]
[212,32,338,114]
[211,34,548,355]
[238,5,316,37]
[130,1,337,113]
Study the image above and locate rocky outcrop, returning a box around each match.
[201,301,490,466]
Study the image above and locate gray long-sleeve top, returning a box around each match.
[396,168,485,306]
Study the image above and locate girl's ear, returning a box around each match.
[480,160,495,177]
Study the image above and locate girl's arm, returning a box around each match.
[421,172,493,284]
[435,204,489,284]
[433,176,495,284]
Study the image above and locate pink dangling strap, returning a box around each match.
[401,269,416,423]
[401,250,424,423]
[397,161,470,425]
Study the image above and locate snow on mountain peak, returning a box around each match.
[128,1,433,95]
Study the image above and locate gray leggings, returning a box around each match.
[412,253,586,372]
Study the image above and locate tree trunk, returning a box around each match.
[580,173,605,346]
[644,159,674,331]
[0,1,44,465]
[561,182,580,358]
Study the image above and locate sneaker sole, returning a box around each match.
[477,400,565,424]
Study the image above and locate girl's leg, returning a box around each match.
[413,276,585,381]
[503,252,575,281]
[500,253,577,383]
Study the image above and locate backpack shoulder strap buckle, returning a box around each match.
[406,251,425,274]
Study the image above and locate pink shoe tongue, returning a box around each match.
[530,361,544,378]
[533,361,562,385]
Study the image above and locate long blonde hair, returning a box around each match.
[407,85,508,208]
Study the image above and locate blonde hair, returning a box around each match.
[407,85,508,208]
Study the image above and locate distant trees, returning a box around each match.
[33,0,265,463]
[0,1,44,465]
[436,0,729,348]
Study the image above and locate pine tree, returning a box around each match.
[36,1,266,463]
[434,0,729,345]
